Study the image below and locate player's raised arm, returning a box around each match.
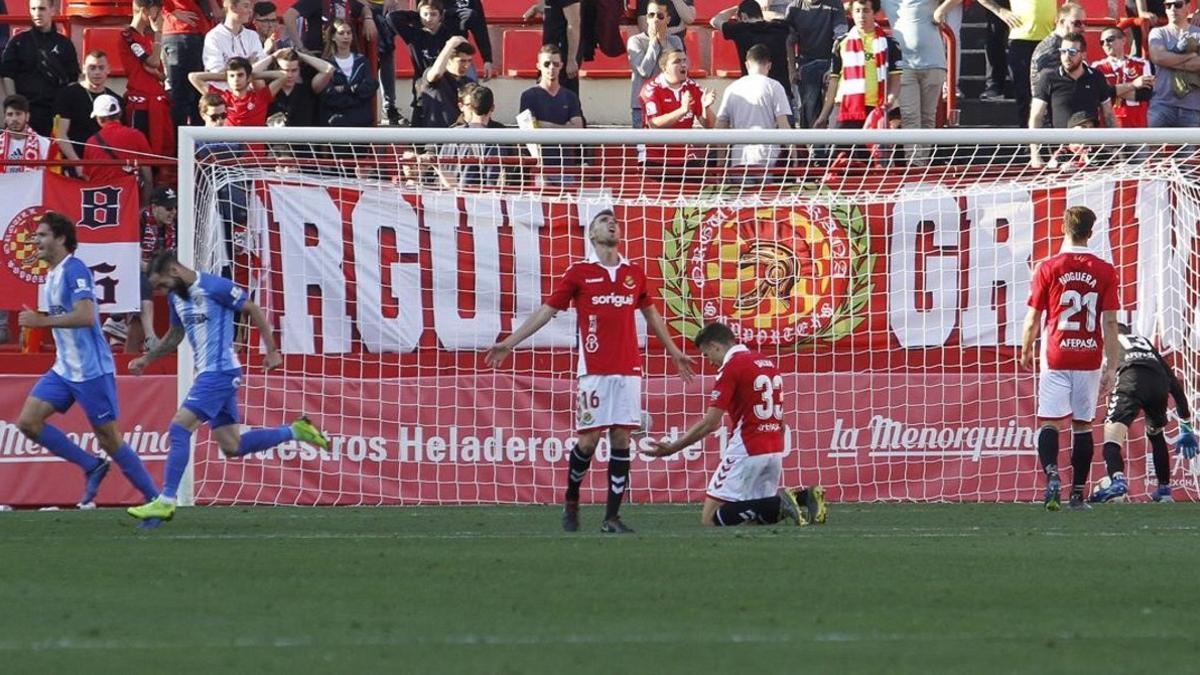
[240,300,282,370]
[485,304,559,367]
[1019,307,1042,370]
[645,406,724,457]
[640,304,695,382]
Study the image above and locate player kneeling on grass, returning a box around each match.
[643,322,826,527]
[125,251,329,522]
[1092,325,1196,503]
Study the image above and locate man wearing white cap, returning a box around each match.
[82,94,153,200]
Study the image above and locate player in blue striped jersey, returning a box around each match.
[126,251,329,521]
[16,212,159,507]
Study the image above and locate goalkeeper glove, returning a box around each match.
[1176,420,1198,460]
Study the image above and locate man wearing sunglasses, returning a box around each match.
[627,1,683,129]
[1029,33,1115,167]
[1092,27,1154,128]
[1148,0,1200,127]
[1029,3,1087,115]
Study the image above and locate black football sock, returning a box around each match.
[712,497,783,526]
[1037,426,1059,478]
[1070,430,1094,494]
[1102,441,1125,477]
[564,445,593,503]
[1148,430,1171,486]
[605,446,631,520]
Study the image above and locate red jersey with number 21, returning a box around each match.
[710,345,785,456]
[1028,246,1119,371]
[544,255,653,377]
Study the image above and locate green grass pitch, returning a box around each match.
[3,503,1200,673]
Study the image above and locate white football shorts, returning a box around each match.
[705,431,783,503]
[1037,368,1103,421]
[576,374,642,432]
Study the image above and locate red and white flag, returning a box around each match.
[0,171,140,311]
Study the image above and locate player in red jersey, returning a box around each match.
[1020,206,1120,511]
[486,210,695,534]
[644,322,826,527]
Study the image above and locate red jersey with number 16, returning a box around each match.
[1028,245,1119,371]
[545,254,654,377]
[710,345,785,456]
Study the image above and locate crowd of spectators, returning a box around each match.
[0,0,1195,343]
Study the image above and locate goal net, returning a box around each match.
[177,126,1200,505]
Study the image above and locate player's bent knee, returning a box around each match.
[15,416,42,440]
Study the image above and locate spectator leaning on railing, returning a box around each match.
[123,0,176,165]
[711,1,795,125]
[813,0,902,130]
[1147,0,1200,128]
[0,0,80,137]
[1092,25,1154,128]
[432,84,515,189]
[53,51,122,168]
[627,1,683,129]
[715,42,792,167]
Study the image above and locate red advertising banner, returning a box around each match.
[0,375,171,506]
[0,171,141,312]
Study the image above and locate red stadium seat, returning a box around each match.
[711,30,742,77]
[1085,29,1106,63]
[489,0,535,23]
[82,27,128,76]
[1077,0,1114,20]
[394,43,416,77]
[503,29,543,77]
[684,29,708,77]
[694,0,727,22]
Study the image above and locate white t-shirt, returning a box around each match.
[715,73,792,166]
[202,23,267,74]
[335,55,355,78]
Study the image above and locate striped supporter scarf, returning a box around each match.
[838,26,890,123]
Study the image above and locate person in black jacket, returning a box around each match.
[0,0,80,136]
[446,0,493,80]
[388,0,456,127]
[320,17,376,126]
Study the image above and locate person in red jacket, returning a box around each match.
[82,95,153,202]
[122,0,176,179]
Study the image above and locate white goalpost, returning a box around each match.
[174,126,1200,506]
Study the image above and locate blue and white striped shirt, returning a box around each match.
[169,273,248,374]
[46,255,115,382]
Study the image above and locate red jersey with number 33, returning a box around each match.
[1028,246,1120,371]
[710,345,785,456]
[545,255,654,377]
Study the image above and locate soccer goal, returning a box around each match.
[175,126,1200,506]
